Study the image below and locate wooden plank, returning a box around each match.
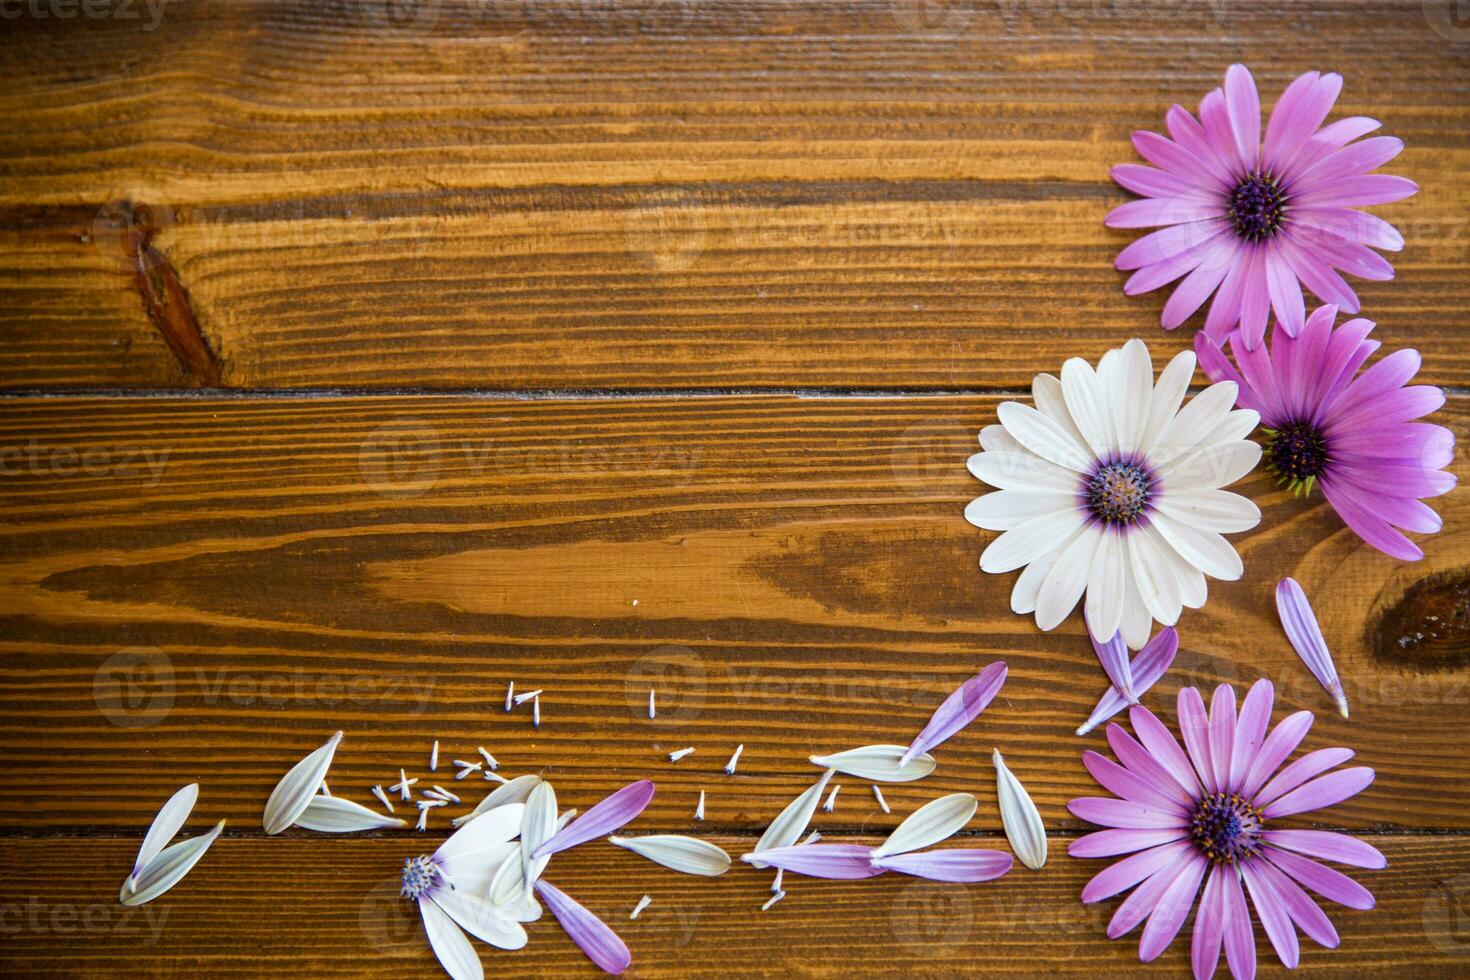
[0,394,1465,831]
[1,1,1465,389]
[0,833,1464,977]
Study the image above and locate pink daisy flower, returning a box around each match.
[1196,304,1455,561]
[1069,680,1382,979]
[1108,64,1417,349]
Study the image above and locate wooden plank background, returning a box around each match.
[1,1,1466,977]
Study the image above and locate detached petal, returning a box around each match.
[535,879,632,975]
[995,750,1047,870]
[262,732,342,835]
[126,783,198,893]
[452,773,540,827]
[1078,628,1178,736]
[810,745,936,783]
[118,819,225,907]
[902,662,1007,763]
[740,843,885,879]
[872,793,977,859]
[1276,578,1348,718]
[749,768,834,868]
[873,848,1012,882]
[609,835,731,876]
[294,795,406,833]
[536,780,655,858]
[419,896,482,980]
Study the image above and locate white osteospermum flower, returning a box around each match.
[966,339,1261,648]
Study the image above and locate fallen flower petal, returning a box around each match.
[1277,577,1349,718]
[436,802,526,867]
[1078,628,1180,736]
[609,834,731,876]
[119,819,225,906]
[810,745,936,783]
[535,879,631,976]
[902,662,1007,764]
[1089,627,1136,702]
[294,795,407,833]
[432,889,528,951]
[126,783,197,894]
[262,731,342,835]
[872,793,978,859]
[740,843,886,880]
[535,780,655,858]
[418,895,483,980]
[872,848,1013,883]
[519,781,558,889]
[750,768,834,868]
[994,749,1047,870]
[453,774,541,828]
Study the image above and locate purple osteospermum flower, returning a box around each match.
[1069,681,1383,979]
[1196,303,1455,560]
[1108,64,1417,349]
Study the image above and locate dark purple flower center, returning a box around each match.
[1086,460,1152,525]
[1264,419,1329,496]
[1229,171,1288,241]
[400,854,444,899]
[1190,792,1263,865]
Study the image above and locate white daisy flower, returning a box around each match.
[966,339,1261,648]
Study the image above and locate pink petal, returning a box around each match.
[1084,750,1190,813]
[1239,709,1314,799]
[1266,849,1376,910]
[1175,688,1216,793]
[1089,629,1135,701]
[1116,221,1230,271]
[1133,130,1233,190]
[1107,197,1225,229]
[1106,716,1194,806]
[1319,479,1425,561]
[1294,174,1418,208]
[1264,246,1305,337]
[1249,856,1341,949]
[535,780,655,857]
[1261,766,1375,819]
[746,843,887,879]
[1070,827,1187,859]
[1289,136,1406,193]
[1190,864,1228,980]
[1162,242,1238,328]
[1221,869,1256,980]
[903,661,1007,762]
[1082,841,1194,904]
[1291,206,1404,251]
[1113,163,1200,198]
[1228,679,1274,792]
[1283,116,1382,176]
[1079,628,1180,736]
[1264,71,1341,174]
[1253,746,1356,809]
[1069,797,1188,831]
[1241,860,1301,968]
[535,879,632,975]
[1198,88,1245,175]
[1276,579,1347,717]
[1130,704,1204,799]
[1202,245,1252,339]
[1222,65,1261,173]
[1108,852,1204,939]
[1165,104,1239,187]
[874,848,1012,883]
[1237,246,1271,349]
[1264,829,1387,870]
[1277,233,1362,313]
[1140,854,1208,961]
[1206,685,1237,794]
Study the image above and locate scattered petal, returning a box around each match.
[1277,578,1349,718]
[740,843,885,880]
[762,890,786,911]
[119,820,225,906]
[453,774,541,828]
[126,783,197,894]
[668,747,695,762]
[418,894,483,980]
[872,793,978,858]
[520,781,558,889]
[902,662,1008,763]
[294,795,407,832]
[725,744,744,775]
[994,749,1047,870]
[609,834,731,876]
[536,879,631,976]
[750,768,834,868]
[823,784,840,812]
[872,848,1013,883]
[694,790,706,821]
[810,745,936,783]
[535,780,655,857]
[262,732,342,835]
[1078,628,1179,735]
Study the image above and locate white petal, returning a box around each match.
[1149,380,1238,470]
[808,745,936,783]
[750,769,834,867]
[1139,349,1196,453]
[262,732,342,835]
[1150,511,1244,581]
[1202,407,1260,445]
[1119,567,1154,650]
[419,896,483,980]
[519,781,557,891]
[1160,440,1262,490]
[968,451,1079,493]
[1114,339,1154,455]
[1035,522,1103,631]
[127,783,197,891]
[433,891,528,951]
[872,793,977,858]
[453,774,540,827]
[1032,372,1090,451]
[980,509,1087,574]
[1143,522,1208,608]
[1083,529,1125,642]
[119,820,224,906]
[965,490,1079,531]
[609,835,731,876]
[437,802,526,866]
[1156,489,1262,533]
[1061,356,1117,458]
[979,424,1022,454]
[1126,527,1181,629]
[294,795,406,832]
[1010,522,1088,615]
[996,402,1092,471]
[445,841,518,899]
[993,751,1047,870]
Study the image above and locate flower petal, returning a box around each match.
[418,896,483,980]
[1139,851,1207,961]
[1260,766,1375,819]
[535,879,632,975]
[995,750,1048,870]
[810,744,935,783]
[127,783,198,893]
[873,793,977,858]
[432,890,528,951]
[873,848,1012,883]
[536,780,655,858]
[1266,849,1376,910]
[1239,709,1314,801]
[1262,829,1387,870]
[118,819,225,907]
[1069,796,1184,831]
[610,834,731,876]
[1081,840,1194,904]
[262,731,342,836]
[1190,863,1228,980]
[739,843,883,879]
[750,768,834,867]
[1276,578,1348,717]
[293,795,407,833]
[1078,626,1180,736]
[452,774,541,828]
[1069,828,1186,859]
[1241,859,1301,968]
[903,662,1007,763]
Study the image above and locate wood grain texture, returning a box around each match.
[0,0,1466,389]
[1,834,1467,978]
[0,394,1464,834]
